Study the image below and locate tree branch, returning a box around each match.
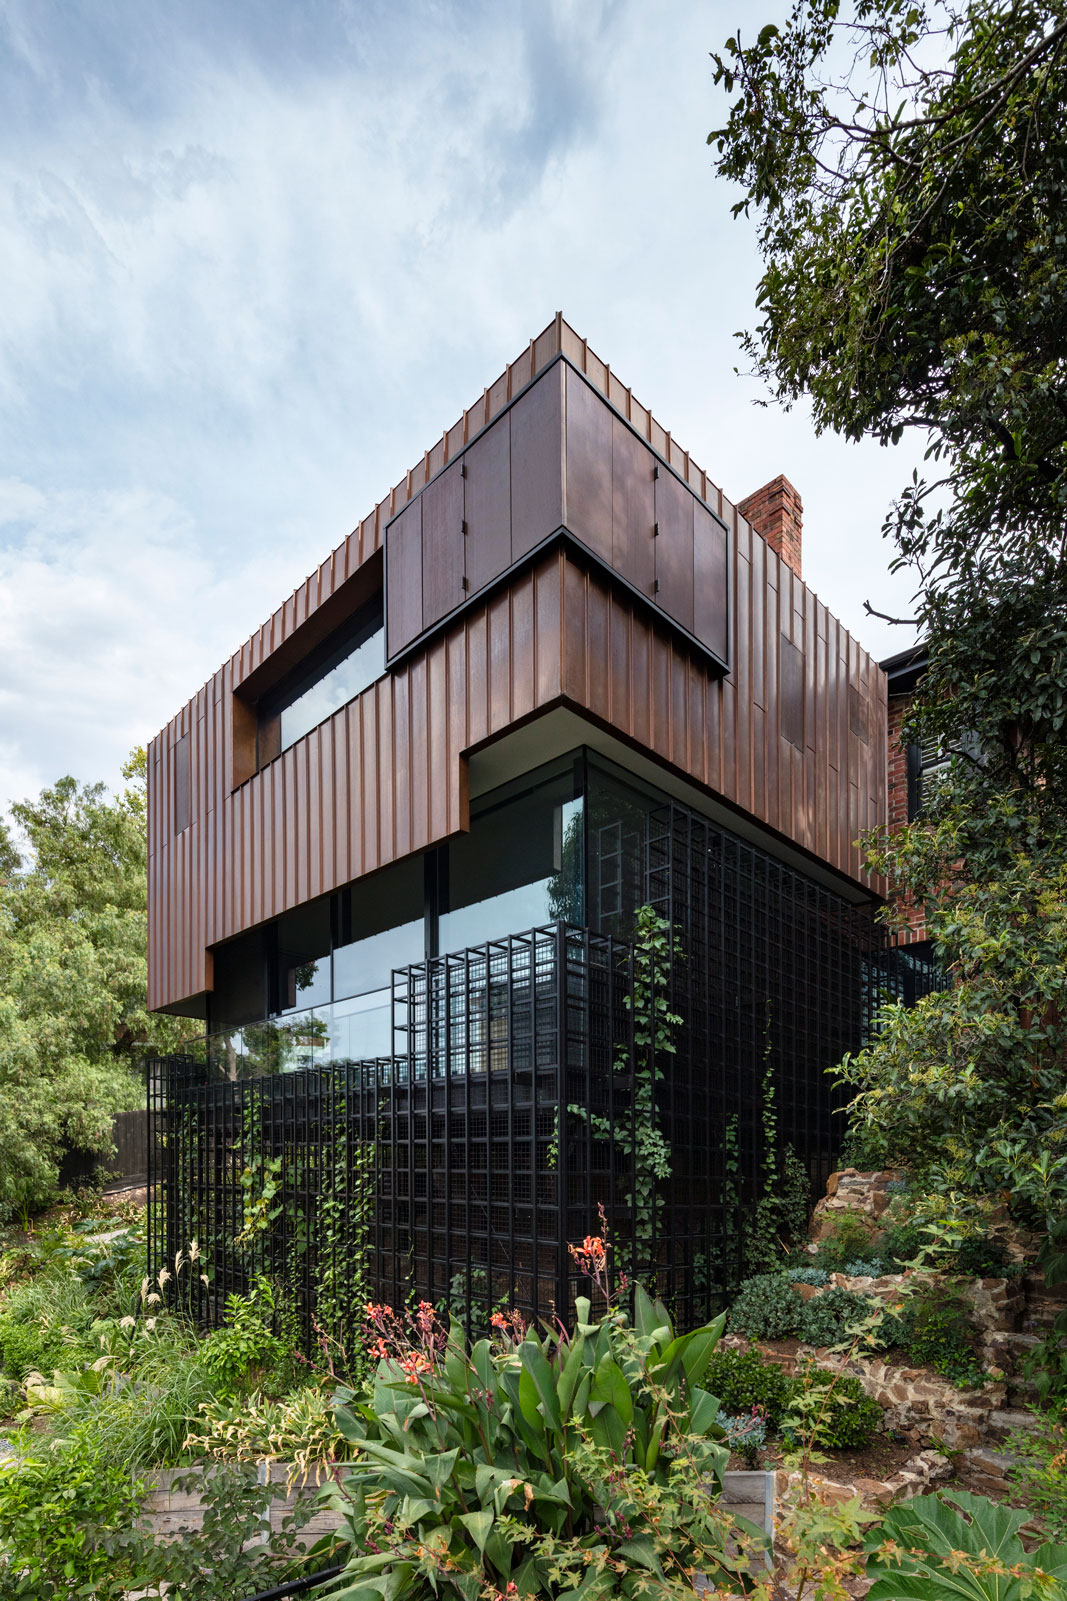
[863,601,919,627]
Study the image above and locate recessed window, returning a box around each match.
[259,594,385,763]
[174,733,191,832]
[780,636,804,750]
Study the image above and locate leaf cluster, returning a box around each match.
[0,752,198,1217]
[322,1287,762,1601]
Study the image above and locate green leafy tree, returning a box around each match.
[0,750,194,1216]
[708,0,1067,1236]
[708,0,1067,812]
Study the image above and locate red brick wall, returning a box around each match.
[738,475,803,577]
[887,692,927,943]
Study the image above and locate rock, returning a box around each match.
[988,1408,1040,1441]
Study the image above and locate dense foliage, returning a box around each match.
[710,4,1067,1338]
[709,0,1067,643]
[0,752,194,1216]
[324,1284,758,1601]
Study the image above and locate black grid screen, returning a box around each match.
[149,796,936,1343]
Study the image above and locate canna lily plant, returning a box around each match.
[318,1280,762,1600]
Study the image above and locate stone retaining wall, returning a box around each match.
[142,1463,344,1543]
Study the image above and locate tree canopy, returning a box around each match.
[709,0,1067,1238]
[710,0,1067,792]
[0,752,192,1217]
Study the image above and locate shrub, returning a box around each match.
[324,1285,759,1599]
[813,1212,879,1272]
[952,1233,1012,1279]
[0,1315,63,1380]
[703,1342,793,1426]
[882,1220,929,1268]
[898,1284,985,1388]
[728,1273,802,1340]
[36,1313,218,1470]
[51,1347,217,1470]
[843,1257,885,1278]
[796,1287,880,1349]
[0,1266,95,1378]
[1009,1417,1067,1543]
[185,1381,349,1478]
[784,1266,830,1286]
[199,1278,296,1399]
[720,1410,768,1467]
[117,1464,320,1600]
[0,1431,143,1598]
[783,1366,883,1451]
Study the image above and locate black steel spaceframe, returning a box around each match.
[148,802,937,1345]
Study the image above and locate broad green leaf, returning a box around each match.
[519,1340,563,1431]
[426,1447,460,1489]
[688,1384,722,1435]
[590,1353,634,1425]
[517,1364,548,1434]
[556,1332,586,1417]
[458,1508,494,1553]
[470,1340,494,1391]
[633,1282,658,1338]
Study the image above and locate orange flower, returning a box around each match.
[490,1311,508,1329]
[416,1300,437,1334]
[399,1351,432,1382]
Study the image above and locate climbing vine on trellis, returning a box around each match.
[571,905,681,1283]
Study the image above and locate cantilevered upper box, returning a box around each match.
[147,314,886,1019]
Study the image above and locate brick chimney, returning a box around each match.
[738,475,802,577]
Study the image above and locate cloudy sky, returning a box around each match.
[0,0,923,818]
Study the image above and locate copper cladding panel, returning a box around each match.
[420,460,465,625]
[386,500,423,657]
[149,540,885,1012]
[148,318,887,1014]
[692,505,728,663]
[564,366,613,565]
[463,416,511,593]
[653,471,695,633]
[610,414,656,592]
[510,365,564,558]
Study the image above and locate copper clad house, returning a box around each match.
[147,316,932,1337]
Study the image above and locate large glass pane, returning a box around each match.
[279,624,385,750]
[439,768,583,954]
[276,898,331,1013]
[585,758,663,938]
[324,989,393,1062]
[334,856,424,999]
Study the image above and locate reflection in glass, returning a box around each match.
[334,856,424,1001]
[439,773,583,954]
[279,625,385,752]
[585,760,660,939]
[276,898,331,1014]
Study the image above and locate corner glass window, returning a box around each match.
[438,765,584,954]
[260,595,385,761]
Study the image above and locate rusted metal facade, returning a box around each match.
[148,316,886,1015]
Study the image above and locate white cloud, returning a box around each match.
[0,0,924,815]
